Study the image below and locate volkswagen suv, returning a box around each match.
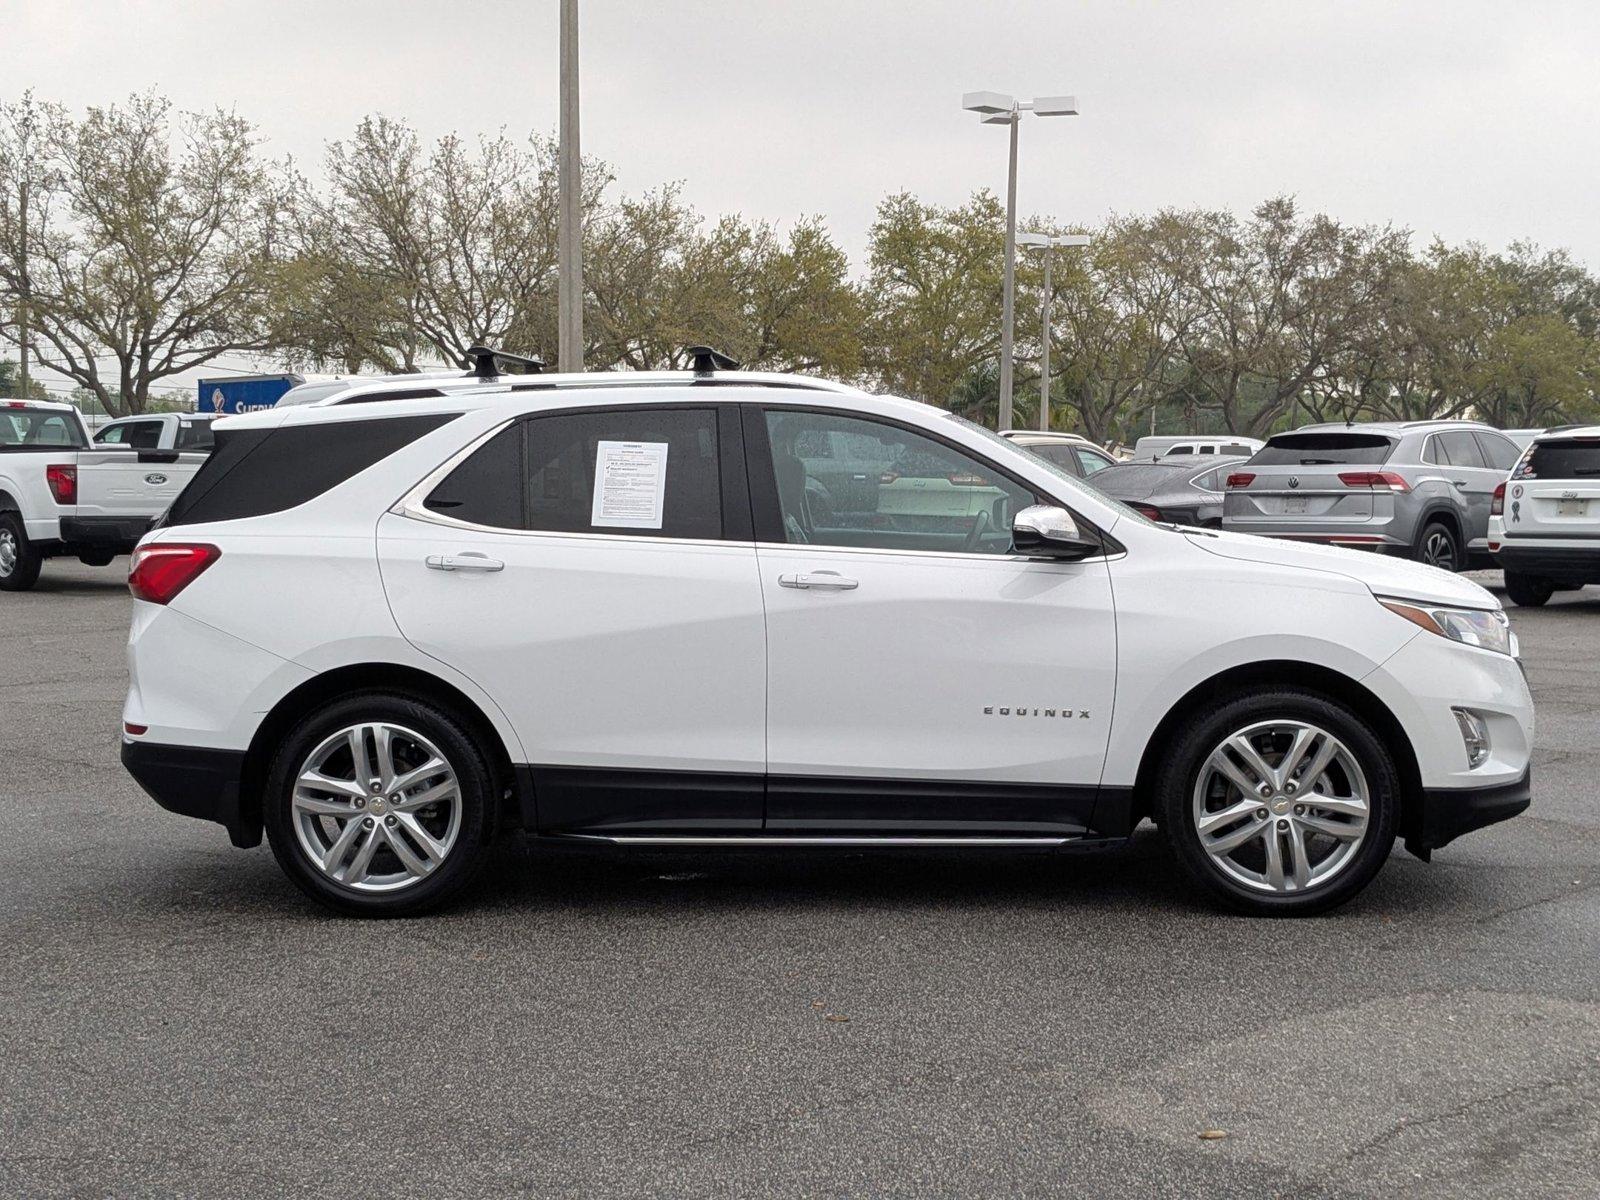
[120,360,1534,917]
[1223,420,1523,570]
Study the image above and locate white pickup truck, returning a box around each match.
[0,400,209,592]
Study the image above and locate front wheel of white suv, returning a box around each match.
[1157,689,1400,916]
[264,693,497,916]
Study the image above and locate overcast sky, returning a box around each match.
[4,0,1598,390]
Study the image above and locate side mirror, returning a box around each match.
[1012,504,1100,560]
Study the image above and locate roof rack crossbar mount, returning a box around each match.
[686,345,741,377]
[463,345,546,381]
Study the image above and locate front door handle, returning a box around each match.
[426,553,505,573]
[778,571,859,591]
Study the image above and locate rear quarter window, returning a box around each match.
[163,414,457,527]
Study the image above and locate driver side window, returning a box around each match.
[763,410,1035,555]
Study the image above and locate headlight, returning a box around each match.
[1379,598,1515,656]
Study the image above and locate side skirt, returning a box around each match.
[517,764,1136,841]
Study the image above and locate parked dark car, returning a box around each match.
[1086,454,1249,527]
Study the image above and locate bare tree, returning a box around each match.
[0,93,277,415]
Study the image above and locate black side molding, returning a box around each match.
[1405,768,1531,861]
[121,739,258,848]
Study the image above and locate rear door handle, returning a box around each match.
[426,553,505,573]
[778,571,859,591]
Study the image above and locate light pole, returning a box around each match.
[1016,231,1091,431]
[558,0,584,372]
[960,91,1079,429]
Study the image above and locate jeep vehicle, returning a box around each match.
[1489,426,1600,606]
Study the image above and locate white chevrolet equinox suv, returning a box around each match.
[121,356,1534,917]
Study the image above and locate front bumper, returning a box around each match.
[121,738,259,848]
[1404,768,1532,860]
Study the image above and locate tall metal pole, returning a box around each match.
[1038,243,1052,432]
[997,111,1019,429]
[16,171,28,398]
[557,0,584,373]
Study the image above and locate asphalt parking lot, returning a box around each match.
[1,561,1597,1199]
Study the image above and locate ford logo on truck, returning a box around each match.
[145,473,168,485]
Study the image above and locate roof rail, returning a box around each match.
[686,346,740,377]
[462,345,546,381]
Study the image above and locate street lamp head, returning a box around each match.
[1030,95,1080,117]
[962,91,1014,115]
[1059,233,1092,247]
[1015,232,1051,248]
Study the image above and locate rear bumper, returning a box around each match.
[62,515,153,553]
[121,738,259,848]
[1220,521,1406,550]
[1405,768,1531,859]
[1494,542,1600,583]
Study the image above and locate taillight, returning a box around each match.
[1491,481,1506,516]
[46,464,77,505]
[1131,503,1163,521]
[1338,471,1411,493]
[1225,473,1255,488]
[128,543,220,605]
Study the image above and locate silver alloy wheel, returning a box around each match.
[291,722,462,893]
[1191,719,1370,894]
[0,528,16,577]
[1422,528,1456,570]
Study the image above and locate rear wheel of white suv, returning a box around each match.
[264,693,497,916]
[1157,689,1399,916]
[0,512,42,592]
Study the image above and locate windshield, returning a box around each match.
[948,413,1160,529]
[1252,432,1394,466]
[0,408,87,450]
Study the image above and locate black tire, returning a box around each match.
[264,692,498,917]
[1414,519,1460,572]
[1503,571,1555,608]
[77,551,116,568]
[1157,688,1400,917]
[0,511,42,592]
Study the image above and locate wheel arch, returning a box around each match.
[1129,659,1422,834]
[0,487,19,513]
[1414,503,1463,548]
[238,661,521,846]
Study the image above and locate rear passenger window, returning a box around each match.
[425,409,723,539]
[1439,431,1487,469]
[425,424,525,529]
[163,414,457,527]
[525,409,721,539]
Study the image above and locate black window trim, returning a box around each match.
[397,401,753,545]
[743,403,1122,562]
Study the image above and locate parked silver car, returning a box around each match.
[1086,454,1249,527]
[1222,421,1523,571]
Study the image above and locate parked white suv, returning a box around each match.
[1490,426,1600,606]
[121,362,1534,917]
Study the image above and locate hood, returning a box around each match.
[1184,529,1499,609]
